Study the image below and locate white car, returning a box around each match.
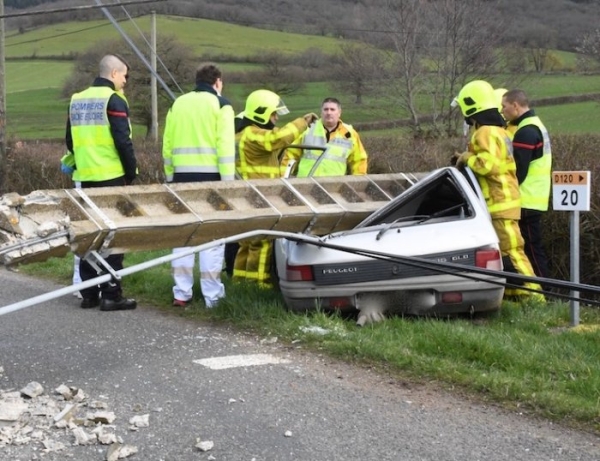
[274,167,505,322]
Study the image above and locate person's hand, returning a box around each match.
[303,113,318,125]
[450,152,464,167]
[60,163,74,175]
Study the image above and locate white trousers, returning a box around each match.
[171,245,225,308]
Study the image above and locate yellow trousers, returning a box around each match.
[233,238,273,287]
[492,218,544,299]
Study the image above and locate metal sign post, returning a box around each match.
[552,170,591,326]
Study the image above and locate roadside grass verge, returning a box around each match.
[18,251,600,434]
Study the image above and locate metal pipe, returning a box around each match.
[3,229,600,316]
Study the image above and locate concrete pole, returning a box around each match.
[150,10,158,143]
[0,0,6,193]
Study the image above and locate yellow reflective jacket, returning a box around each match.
[236,117,308,179]
[282,120,368,177]
[459,125,521,220]
[162,86,236,182]
[515,116,552,211]
[70,86,126,182]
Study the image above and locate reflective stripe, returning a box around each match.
[516,116,551,211]
[297,122,353,177]
[172,147,218,155]
[173,165,220,174]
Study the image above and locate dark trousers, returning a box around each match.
[80,253,124,300]
[519,209,550,282]
[79,176,127,301]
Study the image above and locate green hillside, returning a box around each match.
[4,15,600,139]
[5,15,344,58]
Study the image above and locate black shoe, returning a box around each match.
[100,297,137,311]
[80,297,100,309]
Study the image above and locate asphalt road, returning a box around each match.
[0,267,599,461]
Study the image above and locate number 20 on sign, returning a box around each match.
[552,171,591,212]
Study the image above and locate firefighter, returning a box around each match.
[453,80,543,300]
[163,64,236,308]
[65,54,137,311]
[233,89,317,287]
[280,97,368,177]
[501,89,552,285]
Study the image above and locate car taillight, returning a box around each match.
[475,248,502,270]
[286,264,314,281]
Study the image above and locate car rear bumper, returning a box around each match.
[279,274,505,315]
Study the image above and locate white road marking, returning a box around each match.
[193,354,290,370]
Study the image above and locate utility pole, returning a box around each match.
[0,0,5,193]
[149,10,158,142]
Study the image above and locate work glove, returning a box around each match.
[450,152,466,168]
[60,163,75,175]
[303,113,319,125]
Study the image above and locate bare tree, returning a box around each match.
[244,51,305,96]
[331,43,383,105]
[520,25,558,73]
[372,0,506,136]
[576,28,600,71]
[377,0,425,129]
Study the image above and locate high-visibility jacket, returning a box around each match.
[162,85,236,182]
[459,125,521,220]
[70,86,127,182]
[236,117,308,179]
[515,116,552,211]
[283,120,368,177]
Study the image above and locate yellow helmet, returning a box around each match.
[494,88,507,109]
[455,80,497,117]
[243,89,289,124]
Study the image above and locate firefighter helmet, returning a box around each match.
[455,80,497,117]
[243,89,289,124]
[494,88,507,109]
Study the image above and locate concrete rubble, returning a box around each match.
[0,383,143,459]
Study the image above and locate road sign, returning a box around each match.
[552,171,591,212]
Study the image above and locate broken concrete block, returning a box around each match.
[195,439,214,452]
[20,381,44,399]
[0,399,29,422]
[72,426,96,445]
[128,414,149,428]
[53,403,77,423]
[54,384,73,400]
[86,410,116,424]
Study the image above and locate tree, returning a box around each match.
[62,35,196,137]
[576,28,600,71]
[372,0,505,136]
[520,25,558,73]
[331,43,383,105]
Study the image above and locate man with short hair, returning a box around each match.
[65,53,138,312]
[163,63,235,308]
[281,97,368,177]
[501,89,552,283]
